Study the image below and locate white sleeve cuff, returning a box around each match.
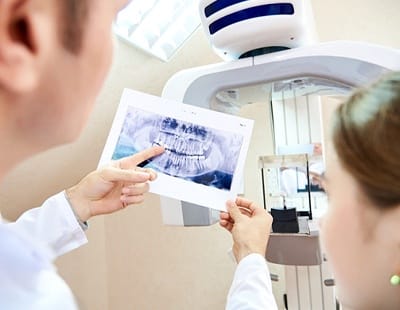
[10,191,88,259]
[226,253,278,310]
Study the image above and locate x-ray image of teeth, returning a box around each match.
[111,107,244,191]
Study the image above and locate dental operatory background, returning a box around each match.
[0,1,399,309]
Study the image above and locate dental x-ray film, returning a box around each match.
[98,89,253,211]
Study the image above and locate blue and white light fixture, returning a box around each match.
[114,0,201,61]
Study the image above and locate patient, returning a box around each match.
[220,71,400,309]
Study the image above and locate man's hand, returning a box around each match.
[220,197,273,263]
[65,145,164,222]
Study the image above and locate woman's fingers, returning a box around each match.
[219,219,233,232]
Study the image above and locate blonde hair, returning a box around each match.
[332,71,400,208]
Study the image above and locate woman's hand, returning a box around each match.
[220,197,273,263]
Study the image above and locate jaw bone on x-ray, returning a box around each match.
[112,108,243,191]
[99,89,253,211]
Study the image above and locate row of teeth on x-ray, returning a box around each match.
[151,118,216,177]
[160,118,210,140]
[154,132,213,156]
[152,147,209,177]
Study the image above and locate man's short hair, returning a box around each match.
[59,0,89,53]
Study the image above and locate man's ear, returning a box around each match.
[0,0,54,94]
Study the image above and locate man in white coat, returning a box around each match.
[0,0,163,308]
[0,0,276,308]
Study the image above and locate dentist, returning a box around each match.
[0,0,163,308]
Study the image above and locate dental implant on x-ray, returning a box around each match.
[111,107,243,191]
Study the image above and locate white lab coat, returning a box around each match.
[227,253,278,309]
[1,191,276,309]
[0,191,87,310]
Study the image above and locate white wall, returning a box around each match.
[0,1,399,309]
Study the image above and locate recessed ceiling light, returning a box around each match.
[114,0,200,62]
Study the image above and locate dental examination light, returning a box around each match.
[159,1,400,309]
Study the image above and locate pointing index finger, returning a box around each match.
[118,145,165,169]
